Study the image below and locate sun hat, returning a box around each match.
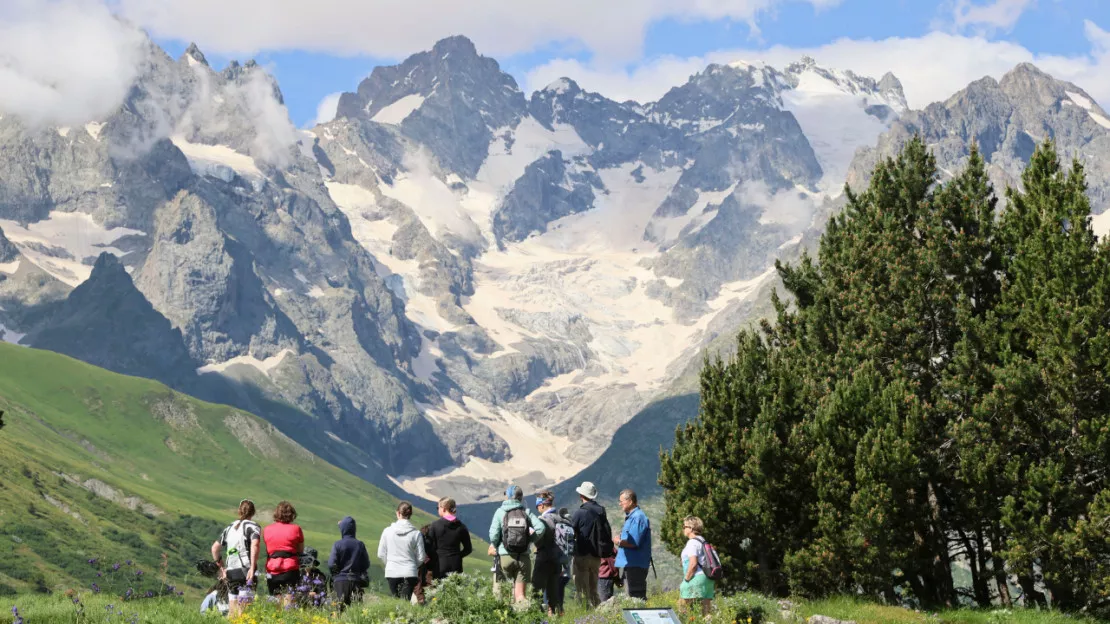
[576,481,598,500]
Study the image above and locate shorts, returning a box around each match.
[679,573,715,600]
[499,553,532,584]
[267,570,301,595]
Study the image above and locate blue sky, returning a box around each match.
[138,0,1110,127]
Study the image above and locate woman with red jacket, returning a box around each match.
[263,501,305,597]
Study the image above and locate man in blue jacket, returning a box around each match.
[615,489,652,599]
[328,516,370,609]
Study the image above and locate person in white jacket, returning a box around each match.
[377,501,427,601]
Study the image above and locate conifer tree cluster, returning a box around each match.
[659,138,1110,613]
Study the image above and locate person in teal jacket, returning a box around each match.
[488,485,546,603]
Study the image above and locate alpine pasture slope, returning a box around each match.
[0,342,446,597]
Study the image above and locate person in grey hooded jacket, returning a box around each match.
[377,501,426,601]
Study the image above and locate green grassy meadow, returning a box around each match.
[0,342,443,598]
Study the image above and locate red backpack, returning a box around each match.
[697,538,724,581]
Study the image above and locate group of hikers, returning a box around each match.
[206,481,720,617]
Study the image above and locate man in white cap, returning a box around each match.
[569,481,613,608]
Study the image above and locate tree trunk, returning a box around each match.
[882,581,898,605]
[989,528,1012,608]
[992,552,1012,607]
[756,548,778,596]
[960,528,991,607]
[1046,576,1076,611]
[1017,573,1047,608]
[927,481,955,608]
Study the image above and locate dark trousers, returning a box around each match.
[387,577,418,601]
[332,579,363,609]
[598,577,615,602]
[532,559,562,613]
[624,567,649,599]
[266,570,300,596]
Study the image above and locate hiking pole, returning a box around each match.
[650,557,657,580]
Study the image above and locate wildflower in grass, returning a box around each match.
[11,606,22,624]
[92,583,101,593]
[88,558,98,566]
[113,563,121,571]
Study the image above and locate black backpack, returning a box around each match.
[502,508,530,555]
[588,510,615,559]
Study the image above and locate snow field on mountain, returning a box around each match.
[647,183,738,245]
[534,162,683,253]
[781,67,893,194]
[381,148,485,245]
[1093,209,1110,239]
[371,93,426,124]
[196,348,293,376]
[0,321,25,345]
[325,181,456,336]
[458,118,592,239]
[170,136,265,185]
[394,396,587,498]
[0,212,143,286]
[1066,90,1110,129]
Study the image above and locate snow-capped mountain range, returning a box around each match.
[0,35,1107,504]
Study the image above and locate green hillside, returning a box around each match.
[0,343,437,597]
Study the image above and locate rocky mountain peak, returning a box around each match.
[431,34,481,59]
[539,77,581,97]
[87,252,130,286]
[334,34,527,177]
[878,72,907,107]
[182,43,209,67]
[998,62,1080,109]
[0,226,18,264]
[651,61,780,127]
[27,251,197,383]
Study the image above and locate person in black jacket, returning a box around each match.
[570,481,612,608]
[427,497,474,579]
[327,516,370,609]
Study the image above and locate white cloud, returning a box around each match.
[524,26,1110,111]
[952,0,1035,33]
[0,0,146,127]
[112,0,841,63]
[312,92,342,127]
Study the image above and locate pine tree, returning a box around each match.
[661,138,1110,611]
[988,144,1110,610]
